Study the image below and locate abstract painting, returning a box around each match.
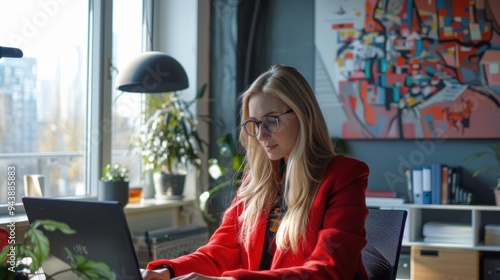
[315,0,500,139]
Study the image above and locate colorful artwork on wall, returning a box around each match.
[315,0,500,139]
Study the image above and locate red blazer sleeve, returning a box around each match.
[146,198,247,275]
[147,155,369,280]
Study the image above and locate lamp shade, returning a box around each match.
[115,51,189,93]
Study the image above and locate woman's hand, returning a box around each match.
[141,268,171,280]
[172,273,234,280]
[141,269,234,280]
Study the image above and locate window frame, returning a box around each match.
[87,0,113,198]
[0,0,151,215]
[0,0,210,218]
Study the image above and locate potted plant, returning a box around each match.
[199,133,244,234]
[463,143,500,205]
[100,163,130,206]
[133,85,207,200]
[0,220,115,280]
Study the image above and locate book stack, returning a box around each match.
[365,190,405,206]
[485,224,500,246]
[406,164,474,205]
[422,222,473,245]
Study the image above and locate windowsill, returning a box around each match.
[0,198,197,228]
[124,197,196,214]
[0,214,29,228]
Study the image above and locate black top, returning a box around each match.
[259,199,287,270]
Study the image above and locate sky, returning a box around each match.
[1,1,88,79]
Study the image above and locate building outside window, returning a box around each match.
[0,0,144,207]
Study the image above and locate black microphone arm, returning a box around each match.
[0,46,23,58]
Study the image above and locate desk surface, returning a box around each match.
[0,197,197,228]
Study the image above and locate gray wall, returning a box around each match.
[239,0,315,88]
[211,0,499,205]
[348,139,499,205]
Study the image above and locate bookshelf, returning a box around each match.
[367,200,500,279]
[371,203,500,250]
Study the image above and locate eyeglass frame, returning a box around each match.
[240,109,294,137]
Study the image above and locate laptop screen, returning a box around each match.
[22,197,143,280]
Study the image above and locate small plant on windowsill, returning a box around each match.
[101,163,129,183]
[463,143,500,205]
[99,163,130,206]
[0,220,115,280]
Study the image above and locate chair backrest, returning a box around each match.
[362,208,408,280]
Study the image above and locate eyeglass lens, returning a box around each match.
[244,117,279,136]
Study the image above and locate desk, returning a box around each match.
[0,198,200,238]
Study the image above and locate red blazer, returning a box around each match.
[147,155,369,279]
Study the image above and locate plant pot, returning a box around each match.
[142,170,156,199]
[153,172,186,200]
[99,181,129,206]
[494,188,500,206]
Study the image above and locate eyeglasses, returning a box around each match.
[240,109,294,137]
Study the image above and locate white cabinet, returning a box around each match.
[376,204,500,250]
[368,202,500,279]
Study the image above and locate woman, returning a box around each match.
[142,64,369,280]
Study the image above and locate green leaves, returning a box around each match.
[101,163,129,182]
[65,248,116,280]
[202,133,244,225]
[0,219,115,279]
[134,85,208,174]
[463,144,500,188]
[22,220,76,272]
[210,133,244,180]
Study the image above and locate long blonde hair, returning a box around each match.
[235,64,336,253]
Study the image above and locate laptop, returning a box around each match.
[22,197,143,279]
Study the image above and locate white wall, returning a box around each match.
[152,0,210,202]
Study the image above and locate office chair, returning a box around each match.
[362,208,408,280]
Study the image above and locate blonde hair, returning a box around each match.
[235,64,336,253]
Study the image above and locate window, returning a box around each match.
[0,1,90,204]
[111,0,144,189]
[0,0,146,209]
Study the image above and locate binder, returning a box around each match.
[431,164,442,204]
[451,167,462,204]
[412,168,423,204]
[441,165,449,204]
[422,167,432,204]
[447,167,455,204]
[405,169,413,203]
